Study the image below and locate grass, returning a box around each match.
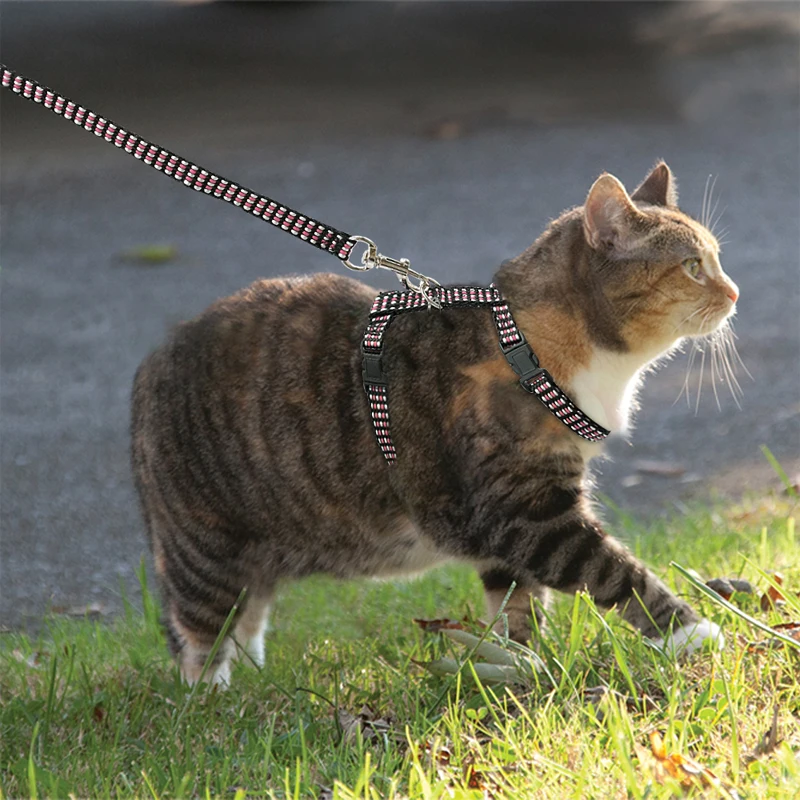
[1,495,798,799]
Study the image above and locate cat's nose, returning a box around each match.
[725,281,739,303]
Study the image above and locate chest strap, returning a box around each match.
[361,285,610,464]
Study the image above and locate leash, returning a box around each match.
[362,286,610,463]
[0,63,442,306]
[2,63,611,460]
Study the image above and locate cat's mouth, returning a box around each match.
[686,298,736,338]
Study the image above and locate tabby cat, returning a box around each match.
[131,162,736,685]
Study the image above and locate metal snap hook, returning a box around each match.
[345,235,442,308]
[343,235,378,272]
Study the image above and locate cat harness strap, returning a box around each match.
[361,285,610,464]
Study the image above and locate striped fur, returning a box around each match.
[131,163,736,683]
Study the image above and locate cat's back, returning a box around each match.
[133,272,373,398]
[130,273,380,527]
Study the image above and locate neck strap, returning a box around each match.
[362,285,610,464]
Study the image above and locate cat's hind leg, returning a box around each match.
[232,593,273,669]
[479,566,549,644]
[167,608,236,687]
[151,527,248,687]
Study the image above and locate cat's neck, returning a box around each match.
[510,303,675,437]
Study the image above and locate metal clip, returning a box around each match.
[344,235,442,308]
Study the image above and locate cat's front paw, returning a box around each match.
[652,618,724,657]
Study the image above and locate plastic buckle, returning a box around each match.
[361,347,386,388]
[501,339,546,391]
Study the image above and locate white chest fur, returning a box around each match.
[568,343,675,447]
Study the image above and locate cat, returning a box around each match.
[131,162,737,686]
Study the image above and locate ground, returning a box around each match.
[1,2,798,628]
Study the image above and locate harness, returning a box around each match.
[1,63,610,465]
[362,285,610,464]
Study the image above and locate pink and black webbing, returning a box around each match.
[0,64,355,262]
[1,64,609,462]
[362,285,610,464]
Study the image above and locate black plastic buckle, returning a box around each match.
[501,339,546,391]
[361,346,387,388]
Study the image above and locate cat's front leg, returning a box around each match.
[479,565,549,644]
[514,518,724,654]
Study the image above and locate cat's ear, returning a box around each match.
[630,161,678,207]
[583,173,641,251]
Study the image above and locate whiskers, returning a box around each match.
[674,314,751,413]
[672,177,744,412]
[701,174,728,245]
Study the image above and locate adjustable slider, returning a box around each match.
[361,346,387,389]
[501,339,546,391]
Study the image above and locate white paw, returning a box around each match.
[181,658,232,689]
[235,633,265,668]
[653,618,725,656]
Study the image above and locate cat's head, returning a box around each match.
[500,162,738,364]
[581,162,738,352]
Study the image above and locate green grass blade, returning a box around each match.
[27,722,39,800]
[760,445,797,497]
[671,561,800,650]
[141,770,160,800]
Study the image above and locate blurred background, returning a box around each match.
[1,1,798,630]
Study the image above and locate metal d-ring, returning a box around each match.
[403,272,442,309]
[343,235,442,308]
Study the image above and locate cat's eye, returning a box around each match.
[682,257,702,279]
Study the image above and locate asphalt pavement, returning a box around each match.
[1,1,798,629]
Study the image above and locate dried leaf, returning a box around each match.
[707,577,756,601]
[50,602,105,619]
[428,120,463,140]
[771,622,800,642]
[12,649,45,668]
[749,707,781,761]
[650,731,667,761]
[584,686,657,715]
[420,658,521,685]
[633,459,686,477]
[746,639,785,653]
[707,578,735,601]
[466,767,487,790]
[760,573,786,611]
[92,704,106,724]
[414,618,465,632]
[120,244,178,265]
[417,740,452,766]
[336,705,396,746]
[415,617,543,682]
[648,731,737,795]
[439,628,519,666]
[337,709,361,743]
